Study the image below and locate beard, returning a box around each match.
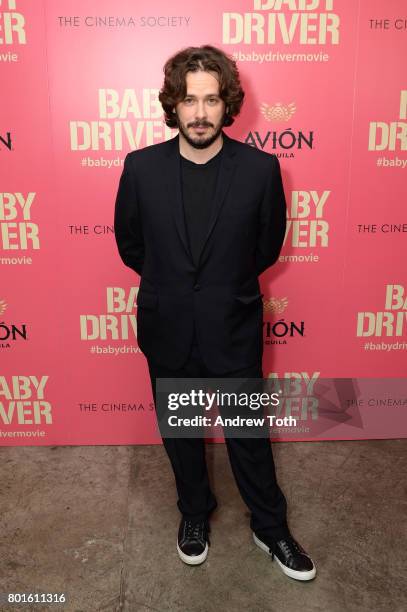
[175,112,226,149]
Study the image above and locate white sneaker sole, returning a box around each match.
[253,532,316,581]
[177,541,208,565]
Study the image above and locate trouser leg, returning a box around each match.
[147,342,218,522]
[223,435,289,540]
[205,357,290,541]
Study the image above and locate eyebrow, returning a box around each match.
[184,94,220,98]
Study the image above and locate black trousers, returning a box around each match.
[146,334,290,542]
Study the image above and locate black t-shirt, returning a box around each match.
[180,146,223,268]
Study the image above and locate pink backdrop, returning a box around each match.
[1,0,406,445]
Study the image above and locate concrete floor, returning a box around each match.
[0,439,406,612]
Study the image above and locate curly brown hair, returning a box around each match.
[158,45,245,128]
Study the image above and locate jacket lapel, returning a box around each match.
[164,130,238,268]
[198,132,237,268]
[164,134,191,261]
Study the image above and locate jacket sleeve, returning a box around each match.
[255,155,287,276]
[114,153,145,276]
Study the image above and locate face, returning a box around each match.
[174,70,226,149]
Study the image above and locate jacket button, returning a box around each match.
[194,284,201,291]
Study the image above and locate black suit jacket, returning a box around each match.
[114,130,287,373]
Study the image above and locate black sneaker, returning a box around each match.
[253,531,316,581]
[177,518,210,565]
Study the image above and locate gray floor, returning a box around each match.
[0,439,406,612]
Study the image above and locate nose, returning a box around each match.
[195,100,207,120]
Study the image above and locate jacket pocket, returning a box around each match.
[235,292,264,304]
[136,291,158,310]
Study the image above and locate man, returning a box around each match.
[114,45,316,580]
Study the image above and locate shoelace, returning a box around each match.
[278,537,304,558]
[183,520,208,544]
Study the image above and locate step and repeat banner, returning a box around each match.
[1,0,406,445]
